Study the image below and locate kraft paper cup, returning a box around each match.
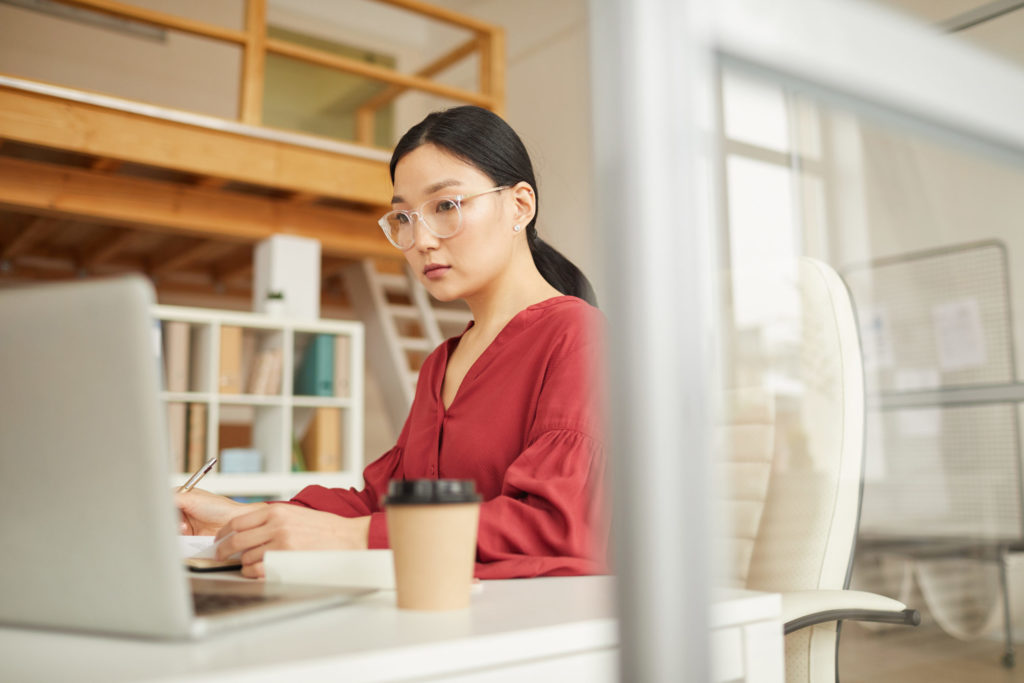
[384,479,481,611]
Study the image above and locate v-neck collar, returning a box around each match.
[438,296,575,413]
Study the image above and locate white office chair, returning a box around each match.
[720,258,919,683]
[717,387,776,589]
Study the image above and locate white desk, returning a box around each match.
[0,577,781,682]
[712,588,785,683]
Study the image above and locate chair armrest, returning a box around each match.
[781,589,921,635]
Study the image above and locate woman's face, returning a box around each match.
[390,143,517,302]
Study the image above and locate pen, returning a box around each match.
[177,456,218,493]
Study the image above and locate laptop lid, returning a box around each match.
[0,277,200,638]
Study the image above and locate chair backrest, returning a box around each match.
[717,388,776,588]
[746,257,865,592]
[742,258,866,683]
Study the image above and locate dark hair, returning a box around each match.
[389,105,597,306]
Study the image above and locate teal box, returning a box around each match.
[219,448,262,473]
[294,334,334,396]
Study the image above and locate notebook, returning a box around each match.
[0,276,370,639]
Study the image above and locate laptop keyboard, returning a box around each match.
[192,592,283,616]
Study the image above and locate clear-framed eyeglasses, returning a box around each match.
[377,185,509,250]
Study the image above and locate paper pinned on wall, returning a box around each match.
[891,369,943,436]
[858,305,894,370]
[932,297,987,371]
[893,368,941,391]
[898,408,942,437]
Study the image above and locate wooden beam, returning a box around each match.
[13,242,148,275]
[196,177,228,189]
[0,262,84,281]
[321,257,353,282]
[480,28,506,116]
[0,86,392,206]
[154,280,252,301]
[51,0,248,43]
[355,109,376,147]
[211,247,254,283]
[239,0,267,125]
[266,39,495,109]
[288,191,319,204]
[79,228,136,268]
[1,217,53,260]
[0,261,253,302]
[0,157,395,259]
[371,0,500,33]
[91,157,122,172]
[358,38,481,114]
[150,240,224,278]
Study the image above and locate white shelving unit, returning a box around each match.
[154,305,365,500]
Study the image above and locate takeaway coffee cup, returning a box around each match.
[384,479,481,610]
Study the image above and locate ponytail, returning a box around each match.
[528,232,597,306]
[391,105,597,307]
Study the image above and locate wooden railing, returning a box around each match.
[53,0,505,146]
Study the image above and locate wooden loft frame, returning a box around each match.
[0,0,506,301]
[54,0,506,129]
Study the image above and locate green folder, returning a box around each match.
[294,334,334,396]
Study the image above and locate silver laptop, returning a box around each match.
[0,276,370,639]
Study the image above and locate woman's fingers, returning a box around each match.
[241,560,265,579]
[215,504,270,539]
[216,525,270,560]
[239,542,269,568]
[211,506,369,576]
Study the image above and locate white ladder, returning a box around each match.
[342,259,471,431]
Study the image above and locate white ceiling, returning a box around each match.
[869,0,994,23]
[869,0,1024,65]
[267,0,1024,74]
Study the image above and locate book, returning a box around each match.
[162,321,190,392]
[188,325,210,392]
[218,326,243,394]
[264,349,283,394]
[166,403,187,472]
[294,334,334,396]
[239,332,257,394]
[186,403,207,473]
[247,348,282,395]
[334,334,350,398]
[300,408,341,471]
[292,436,307,472]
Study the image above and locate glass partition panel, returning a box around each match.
[716,59,1024,679]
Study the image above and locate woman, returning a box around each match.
[177,105,607,580]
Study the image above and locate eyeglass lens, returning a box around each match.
[384,197,461,248]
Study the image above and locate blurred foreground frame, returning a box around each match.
[589,0,1024,681]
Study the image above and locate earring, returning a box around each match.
[513,224,522,232]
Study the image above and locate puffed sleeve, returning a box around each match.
[474,428,608,578]
[474,328,609,579]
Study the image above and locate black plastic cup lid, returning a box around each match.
[384,479,482,505]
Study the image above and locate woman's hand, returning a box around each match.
[175,488,255,536]
[213,505,371,579]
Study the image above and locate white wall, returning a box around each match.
[405,0,599,300]
[0,0,242,118]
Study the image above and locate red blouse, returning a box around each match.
[289,295,608,579]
